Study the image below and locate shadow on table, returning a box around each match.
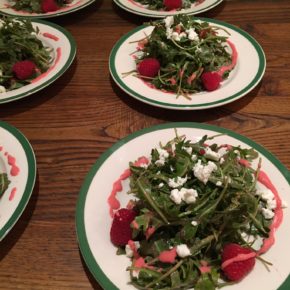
[0,59,77,119]
[79,249,103,290]
[0,173,40,261]
[110,76,262,123]
[112,0,226,26]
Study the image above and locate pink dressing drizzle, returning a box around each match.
[158,247,177,264]
[108,156,149,217]
[31,47,62,83]
[221,252,257,269]
[43,32,59,41]
[217,40,238,77]
[7,154,20,176]
[199,260,211,273]
[9,187,17,201]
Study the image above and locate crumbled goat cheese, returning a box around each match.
[261,208,275,219]
[191,154,197,161]
[164,16,174,28]
[125,241,140,258]
[170,189,183,204]
[0,85,6,93]
[204,147,220,161]
[168,176,188,188]
[183,146,192,155]
[217,147,228,157]
[155,148,169,166]
[191,220,198,226]
[216,181,222,186]
[193,160,217,184]
[176,244,191,258]
[158,183,164,188]
[139,163,148,169]
[186,28,199,41]
[170,187,198,204]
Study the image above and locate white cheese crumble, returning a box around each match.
[0,85,6,93]
[186,28,199,41]
[191,154,197,161]
[216,181,222,187]
[261,208,275,219]
[125,241,140,258]
[176,244,191,258]
[193,160,217,184]
[139,163,148,169]
[183,146,192,155]
[204,147,220,161]
[217,147,228,157]
[155,148,169,166]
[191,220,198,226]
[158,182,164,188]
[168,176,188,188]
[170,188,198,204]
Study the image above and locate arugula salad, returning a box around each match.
[131,15,236,98]
[0,17,52,93]
[133,0,199,11]
[0,172,10,198]
[110,132,283,290]
[8,0,71,14]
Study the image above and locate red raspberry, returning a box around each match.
[201,71,222,91]
[163,0,182,10]
[222,243,256,281]
[110,208,137,246]
[41,0,59,13]
[137,58,160,78]
[12,60,36,80]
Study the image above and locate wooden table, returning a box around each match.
[0,0,289,289]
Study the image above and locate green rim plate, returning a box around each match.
[0,19,76,104]
[0,0,95,18]
[113,0,223,18]
[0,121,36,241]
[76,122,290,290]
[109,17,266,110]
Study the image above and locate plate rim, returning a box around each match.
[0,0,96,18]
[0,121,36,241]
[76,122,290,290]
[113,0,224,18]
[109,17,266,110]
[0,19,76,104]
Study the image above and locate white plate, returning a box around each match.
[113,0,223,17]
[0,0,95,18]
[109,17,266,110]
[76,122,290,290]
[0,121,36,241]
[0,20,76,104]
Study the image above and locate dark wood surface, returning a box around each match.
[0,0,290,289]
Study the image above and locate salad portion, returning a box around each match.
[132,0,202,11]
[7,0,72,14]
[0,172,10,198]
[0,17,52,93]
[109,132,285,289]
[129,15,237,98]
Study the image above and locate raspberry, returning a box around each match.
[110,208,137,246]
[163,0,182,10]
[201,71,222,91]
[12,60,36,80]
[137,58,160,78]
[41,0,59,13]
[222,243,256,281]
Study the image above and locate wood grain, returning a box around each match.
[0,0,290,289]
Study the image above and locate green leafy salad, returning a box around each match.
[0,173,10,198]
[133,0,198,11]
[111,132,279,290]
[0,17,52,92]
[9,0,70,14]
[132,15,236,98]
